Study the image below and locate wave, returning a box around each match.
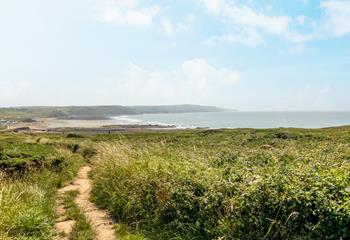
[110,115,187,128]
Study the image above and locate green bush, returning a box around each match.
[82,147,97,159]
[67,143,80,153]
[66,133,85,138]
[91,129,350,239]
[0,152,65,174]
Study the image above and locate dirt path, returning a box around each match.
[54,166,116,240]
[54,185,77,240]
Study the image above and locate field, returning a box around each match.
[0,127,350,239]
[91,128,350,239]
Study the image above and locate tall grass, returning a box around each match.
[91,129,350,239]
[0,134,89,239]
[0,174,53,239]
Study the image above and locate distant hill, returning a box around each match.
[129,105,228,114]
[0,105,229,120]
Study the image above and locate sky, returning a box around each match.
[0,0,349,111]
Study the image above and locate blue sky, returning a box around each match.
[0,0,349,110]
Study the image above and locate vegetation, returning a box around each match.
[1,126,350,239]
[91,128,350,239]
[66,133,85,139]
[0,105,226,121]
[0,133,88,240]
[62,191,94,240]
[0,141,65,174]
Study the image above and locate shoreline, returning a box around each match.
[4,117,180,133]
[3,116,350,134]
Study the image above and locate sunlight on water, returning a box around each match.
[111,111,350,129]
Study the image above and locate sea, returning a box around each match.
[111,111,350,129]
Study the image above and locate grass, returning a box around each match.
[0,133,89,240]
[0,173,54,239]
[0,141,65,174]
[62,191,94,240]
[91,128,350,239]
[114,224,148,240]
[1,127,350,239]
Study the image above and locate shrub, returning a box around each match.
[91,130,350,239]
[82,147,97,159]
[67,143,80,153]
[66,133,85,138]
[0,152,66,175]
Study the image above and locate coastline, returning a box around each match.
[4,111,350,133]
[4,117,179,133]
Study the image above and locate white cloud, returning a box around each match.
[197,0,315,45]
[109,59,240,105]
[182,58,240,86]
[199,0,223,15]
[321,0,350,36]
[95,1,196,35]
[205,29,264,47]
[160,14,197,36]
[213,1,290,33]
[96,0,160,27]
[93,0,350,42]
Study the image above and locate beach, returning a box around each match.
[5,118,177,133]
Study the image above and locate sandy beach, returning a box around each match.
[5,118,177,133]
[7,118,116,130]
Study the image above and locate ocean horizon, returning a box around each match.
[111,111,350,129]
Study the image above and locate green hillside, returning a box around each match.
[0,105,227,121]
